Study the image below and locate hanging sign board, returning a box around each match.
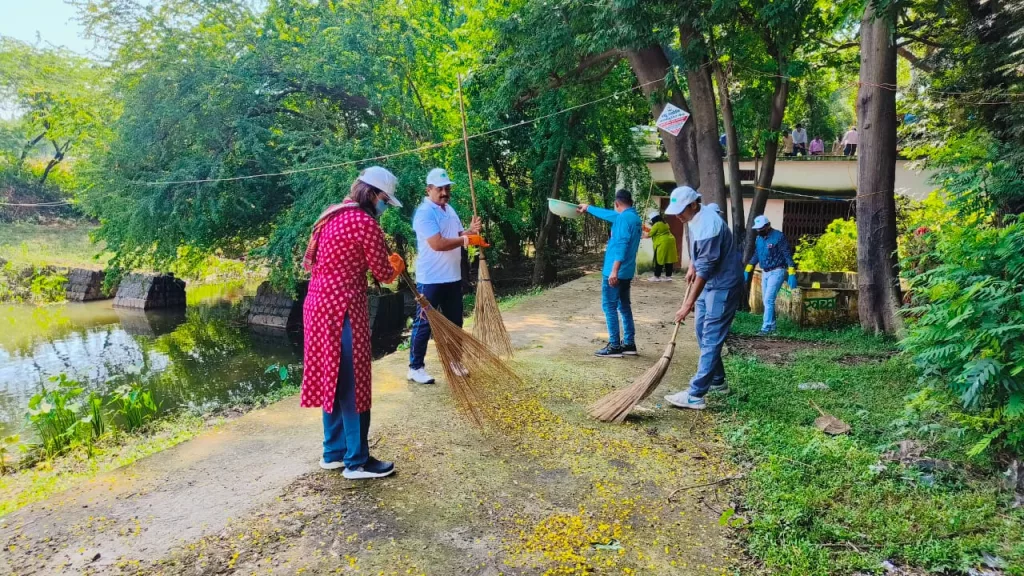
[655,103,690,136]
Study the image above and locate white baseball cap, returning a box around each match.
[664,186,701,215]
[357,166,402,207]
[753,215,770,229]
[426,168,453,188]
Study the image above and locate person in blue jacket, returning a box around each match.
[744,215,797,335]
[661,186,744,410]
[577,189,643,358]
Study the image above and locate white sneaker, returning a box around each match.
[664,391,706,410]
[407,367,435,384]
[647,276,661,283]
[319,459,345,470]
[662,277,674,282]
[450,362,470,377]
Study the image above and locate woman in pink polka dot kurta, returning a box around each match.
[301,167,405,479]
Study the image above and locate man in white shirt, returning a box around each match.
[407,168,485,384]
[791,124,808,156]
[842,127,859,156]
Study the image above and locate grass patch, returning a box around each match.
[0,221,107,269]
[0,381,301,518]
[0,414,206,517]
[722,313,1024,574]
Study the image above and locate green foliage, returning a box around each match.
[0,435,19,475]
[722,319,1024,573]
[900,216,1024,455]
[793,218,858,272]
[86,393,105,440]
[0,36,115,197]
[109,384,158,432]
[26,375,85,458]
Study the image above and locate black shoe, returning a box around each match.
[595,345,624,358]
[343,456,395,479]
[621,343,638,356]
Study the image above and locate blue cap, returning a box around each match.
[753,215,770,230]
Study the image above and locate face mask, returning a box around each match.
[758,228,771,237]
[375,198,388,216]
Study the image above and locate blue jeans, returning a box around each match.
[688,286,740,398]
[761,267,787,332]
[323,314,370,468]
[601,277,635,347]
[409,281,463,369]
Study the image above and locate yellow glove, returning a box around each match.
[744,264,753,282]
[787,267,796,276]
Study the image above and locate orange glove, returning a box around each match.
[465,234,490,248]
[388,253,406,281]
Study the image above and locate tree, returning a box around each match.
[0,37,112,186]
[856,0,903,334]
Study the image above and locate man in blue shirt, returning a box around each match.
[662,186,744,410]
[408,168,485,384]
[577,189,643,358]
[744,215,797,335]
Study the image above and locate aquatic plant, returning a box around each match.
[26,374,84,458]
[110,384,158,432]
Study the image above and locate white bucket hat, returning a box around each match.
[358,166,401,207]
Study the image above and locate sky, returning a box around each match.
[0,0,95,55]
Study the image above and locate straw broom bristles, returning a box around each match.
[589,281,693,423]
[588,321,683,423]
[402,272,521,426]
[472,254,515,357]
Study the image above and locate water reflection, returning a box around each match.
[0,285,302,438]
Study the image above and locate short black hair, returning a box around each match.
[796,123,804,128]
[614,189,633,206]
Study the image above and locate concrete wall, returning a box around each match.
[646,158,937,199]
[113,274,187,310]
[65,269,111,302]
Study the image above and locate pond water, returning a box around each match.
[0,283,304,438]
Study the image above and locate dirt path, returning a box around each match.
[0,274,742,575]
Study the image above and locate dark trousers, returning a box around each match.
[409,281,463,369]
[322,314,370,468]
[844,144,858,156]
[654,262,674,278]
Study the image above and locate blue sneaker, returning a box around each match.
[709,382,730,395]
[664,391,706,410]
[343,457,395,480]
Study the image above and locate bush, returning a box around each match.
[900,215,1024,457]
[793,218,858,272]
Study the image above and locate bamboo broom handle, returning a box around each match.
[456,74,478,218]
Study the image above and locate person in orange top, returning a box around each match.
[300,166,405,480]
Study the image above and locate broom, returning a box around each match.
[398,269,520,426]
[457,73,515,358]
[588,285,691,423]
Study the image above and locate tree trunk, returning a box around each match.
[856,1,902,335]
[742,69,789,264]
[491,160,523,259]
[625,46,700,187]
[679,25,726,208]
[713,60,745,244]
[532,143,568,285]
[39,140,68,185]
